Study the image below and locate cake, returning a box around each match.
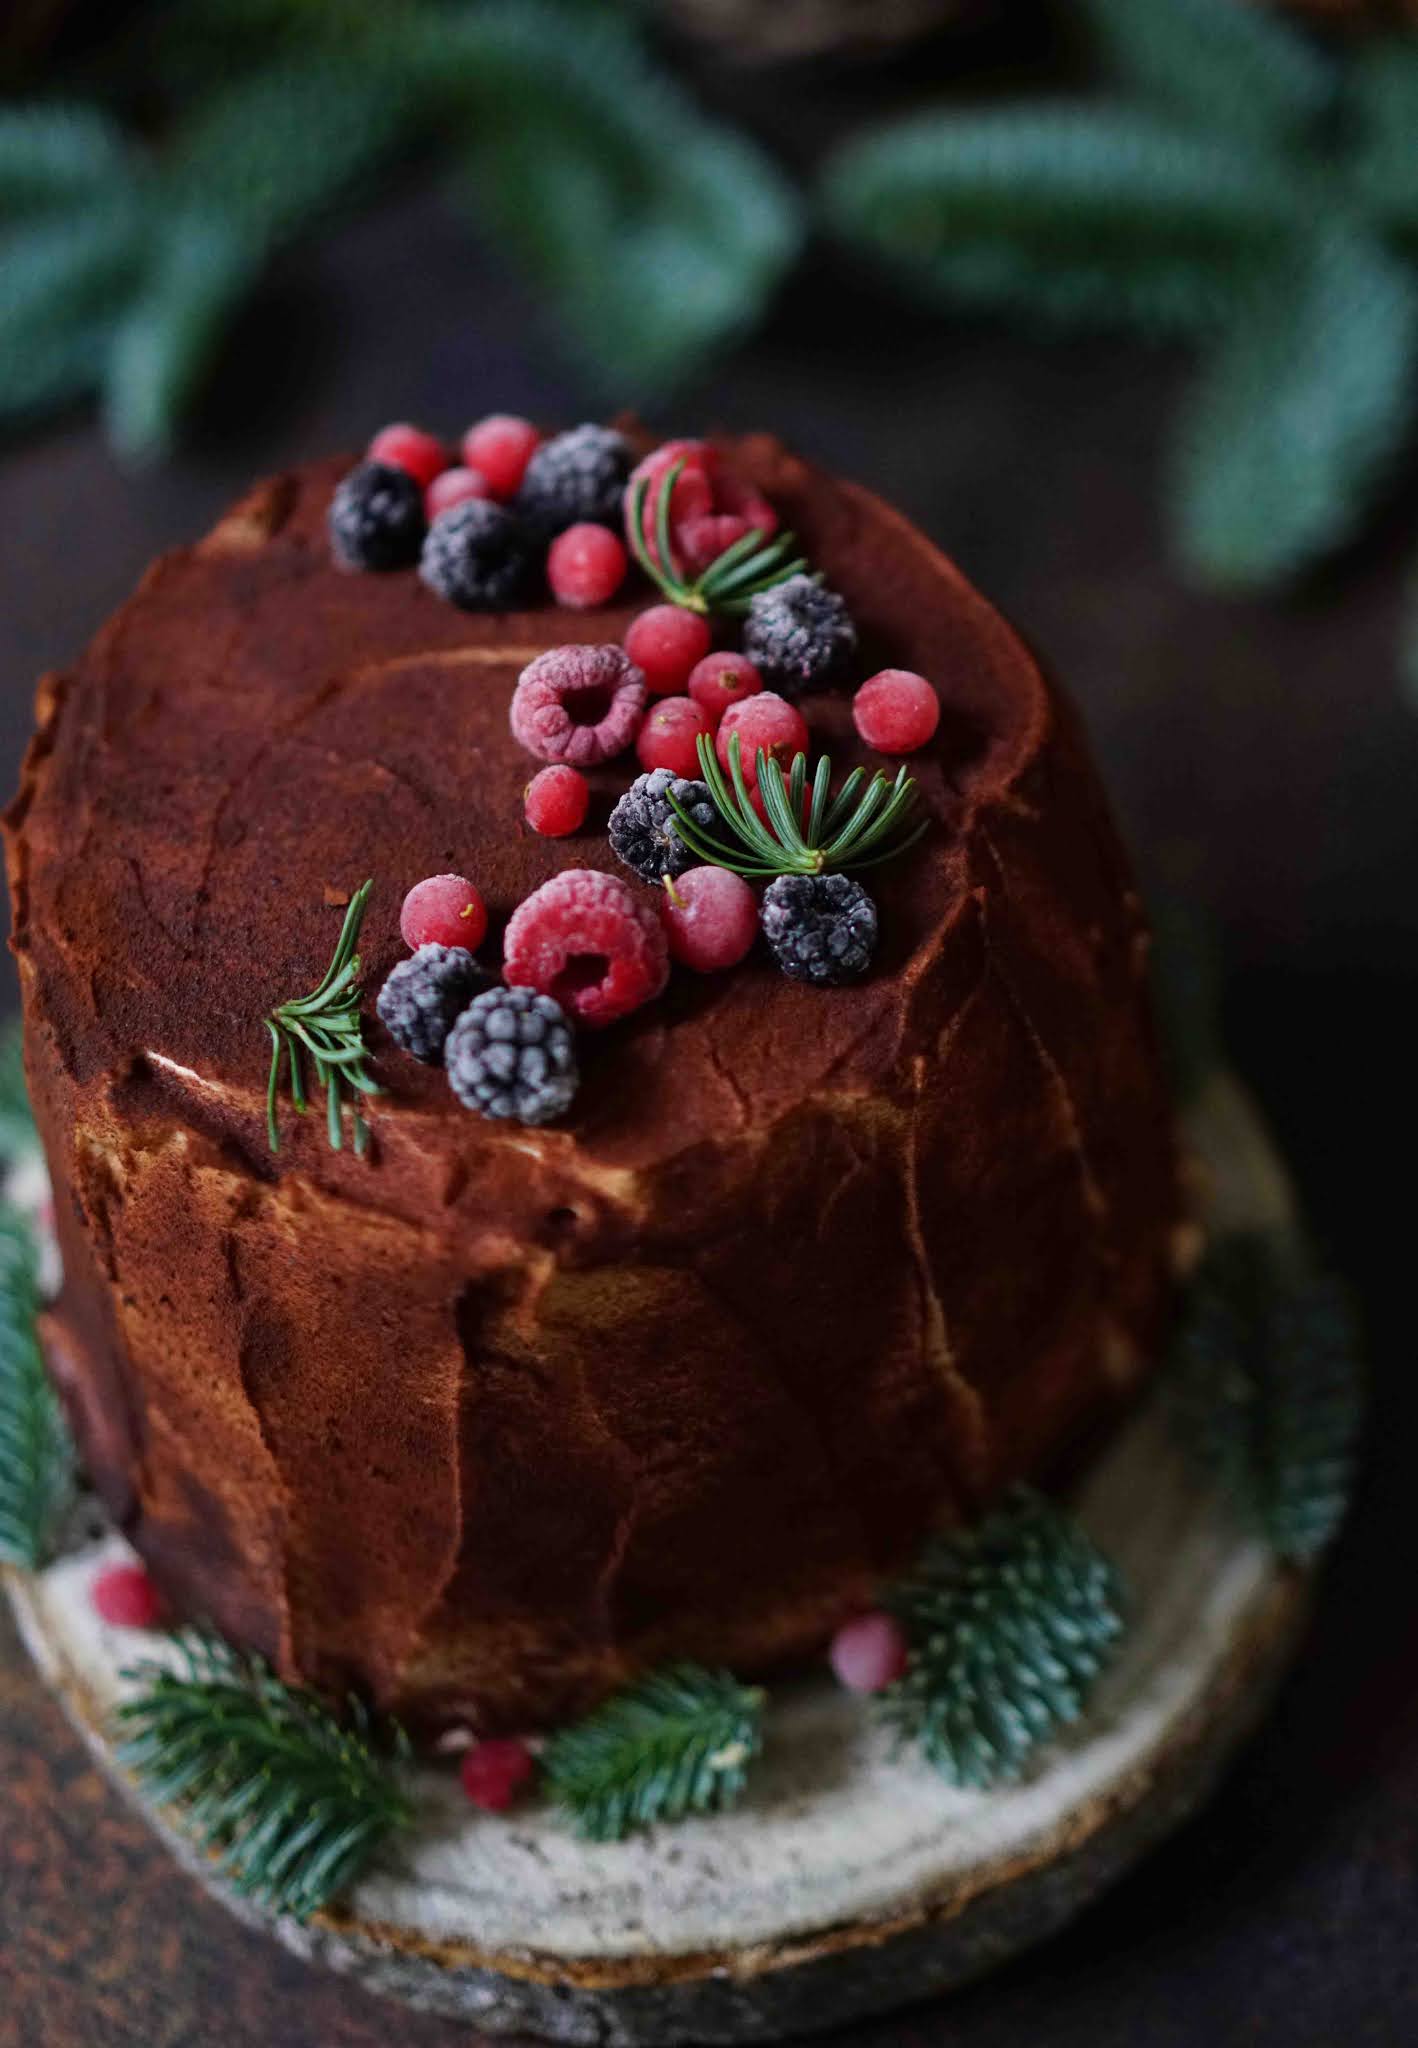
[3,427,1180,1732]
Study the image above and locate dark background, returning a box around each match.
[2,64,1417,2048]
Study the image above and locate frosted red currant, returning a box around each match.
[829,1611,909,1693]
[91,1562,166,1629]
[852,669,941,755]
[367,422,450,490]
[636,696,713,778]
[460,1737,537,1812]
[426,465,492,520]
[524,764,590,837]
[660,868,758,972]
[687,651,763,728]
[716,692,809,787]
[624,605,712,695]
[461,414,541,501]
[547,523,629,610]
[401,873,488,954]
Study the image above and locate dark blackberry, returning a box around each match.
[377,945,487,1065]
[515,424,632,541]
[420,499,537,610]
[742,575,857,698]
[446,986,578,1125]
[607,769,718,883]
[329,459,426,572]
[760,874,877,985]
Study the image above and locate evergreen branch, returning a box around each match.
[0,1199,72,1570]
[0,1018,37,1166]
[1168,1232,1363,1563]
[0,105,134,219]
[1346,40,1418,237]
[115,1630,414,1921]
[265,881,380,1157]
[0,206,147,430]
[543,1664,765,1841]
[879,1489,1126,1790]
[626,465,808,615]
[667,734,927,880]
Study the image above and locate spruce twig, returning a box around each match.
[0,1018,37,1165]
[666,733,927,880]
[0,1200,72,1570]
[625,459,808,616]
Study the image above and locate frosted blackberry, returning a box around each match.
[516,424,632,540]
[608,769,718,883]
[743,575,857,698]
[760,874,877,985]
[446,987,578,1125]
[377,945,487,1064]
[420,499,537,610]
[329,459,425,571]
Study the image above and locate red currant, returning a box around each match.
[716,692,809,787]
[829,1611,909,1693]
[367,422,449,490]
[660,868,758,972]
[401,874,488,953]
[524,764,590,837]
[636,696,713,778]
[460,1737,537,1812]
[426,465,492,520]
[624,605,712,696]
[461,414,541,501]
[852,669,941,755]
[91,1562,166,1629]
[687,651,763,728]
[547,523,629,610]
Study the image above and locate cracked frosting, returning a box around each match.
[4,435,1179,1728]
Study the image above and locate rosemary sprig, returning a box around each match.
[626,457,809,615]
[667,732,929,880]
[265,881,380,1157]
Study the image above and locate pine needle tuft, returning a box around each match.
[0,1200,72,1570]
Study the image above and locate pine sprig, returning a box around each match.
[0,1199,72,1570]
[879,1489,1127,1790]
[0,1017,37,1165]
[265,880,380,1157]
[667,733,927,880]
[115,1630,413,1921]
[625,457,808,615]
[1168,1232,1363,1563]
[542,1664,765,1842]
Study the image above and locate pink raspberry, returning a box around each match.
[524,763,590,838]
[660,867,759,972]
[687,650,763,728]
[852,669,941,755]
[829,1611,909,1694]
[401,873,488,953]
[426,465,492,519]
[91,1562,166,1630]
[627,440,778,579]
[461,1737,537,1812]
[547,523,629,610]
[510,645,647,768]
[717,692,809,788]
[367,422,450,489]
[624,605,712,695]
[461,414,541,501]
[636,696,713,779]
[505,868,669,1028]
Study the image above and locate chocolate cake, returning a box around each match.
[4,431,1180,1730]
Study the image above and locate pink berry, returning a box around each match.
[660,867,758,972]
[717,692,810,788]
[524,764,590,838]
[624,605,712,695]
[829,1611,909,1694]
[636,696,713,779]
[426,465,492,520]
[687,651,763,728]
[461,414,541,501]
[92,1562,165,1630]
[548,523,629,610]
[401,873,488,953]
[461,1737,537,1813]
[852,669,941,755]
[510,645,647,768]
[505,868,669,1028]
[367,422,450,490]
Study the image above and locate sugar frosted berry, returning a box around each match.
[761,873,877,985]
[377,944,486,1064]
[367,422,449,489]
[716,692,809,787]
[91,1562,165,1629]
[504,867,669,1027]
[461,1737,538,1812]
[688,650,763,727]
[608,769,718,883]
[401,874,488,954]
[660,867,758,972]
[829,1611,909,1694]
[743,575,857,698]
[548,523,629,610]
[329,460,425,572]
[516,423,631,540]
[446,986,578,1125]
[420,499,536,611]
[853,669,941,755]
[511,644,646,768]
[624,605,712,695]
[426,465,492,520]
[462,414,541,501]
[636,696,713,778]
[524,763,590,838]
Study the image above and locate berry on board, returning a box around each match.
[608,770,718,883]
[460,1737,538,1812]
[91,1562,165,1629]
[510,644,647,768]
[660,867,759,972]
[524,764,590,838]
[504,868,669,1028]
[401,874,488,954]
[328,460,425,572]
[377,945,486,1065]
[446,986,578,1125]
[636,696,713,779]
[687,650,763,727]
[419,499,536,611]
[426,465,492,520]
[461,415,541,501]
[716,692,809,787]
[760,872,877,986]
[624,604,713,695]
[852,669,941,755]
[548,523,629,610]
[743,574,857,698]
[516,424,632,540]
[367,422,450,490]
[829,1611,909,1694]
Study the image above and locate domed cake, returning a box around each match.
[4,427,1180,1731]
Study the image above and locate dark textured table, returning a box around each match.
[3,153,1418,2048]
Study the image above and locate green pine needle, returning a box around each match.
[265,881,381,1158]
[1168,1232,1363,1563]
[543,1664,765,1842]
[0,1200,73,1571]
[879,1489,1127,1791]
[0,1018,37,1165]
[667,733,927,881]
[116,1631,414,1922]
[625,460,808,615]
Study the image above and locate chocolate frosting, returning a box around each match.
[5,436,1179,1726]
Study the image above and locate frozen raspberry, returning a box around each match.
[446,986,578,1125]
[91,1562,165,1629]
[853,669,941,755]
[401,874,488,954]
[687,651,763,727]
[624,605,712,695]
[743,575,857,698]
[510,644,647,768]
[461,1736,538,1812]
[516,423,632,539]
[716,692,809,789]
[547,523,629,610]
[608,769,718,883]
[660,868,759,972]
[524,763,590,838]
[426,465,492,520]
[329,460,425,572]
[636,696,713,778]
[462,414,541,501]
[504,868,669,1028]
[367,422,450,489]
[829,1611,909,1693]
[627,440,778,579]
[377,944,486,1064]
[420,499,536,611]
[761,873,877,985]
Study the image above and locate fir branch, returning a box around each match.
[0,104,133,219]
[115,1630,413,1921]
[625,459,808,615]
[0,1198,72,1570]
[0,206,147,429]
[879,1489,1126,1790]
[1168,1232,1363,1563]
[265,881,381,1158]
[0,1018,37,1165]
[543,1664,765,1841]
[1346,40,1418,237]
[668,733,927,881]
